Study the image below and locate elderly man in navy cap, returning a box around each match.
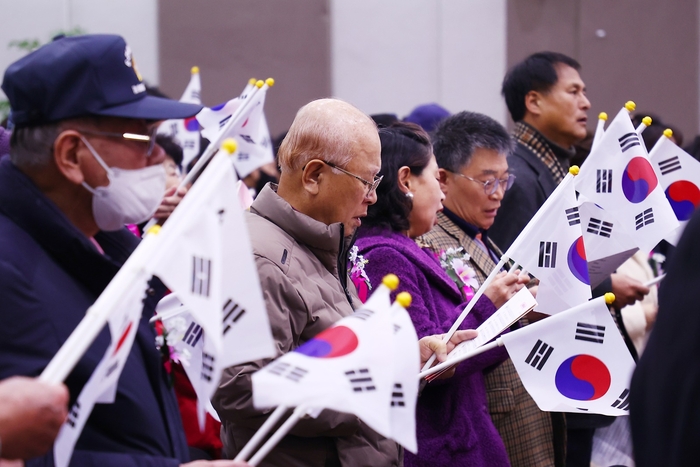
[0,34,247,467]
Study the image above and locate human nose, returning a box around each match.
[581,93,591,110]
[366,186,378,204]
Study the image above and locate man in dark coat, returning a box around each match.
[630,208,700,466]
[0,34,245,467]
[491,51,650,467]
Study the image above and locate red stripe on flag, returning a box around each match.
[113,321,134,356]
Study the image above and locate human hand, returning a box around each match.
[419,330,478,379]
[611,273,650,308]
[0,377,69,460]
[155,186,188,223]
[484,270,529,308]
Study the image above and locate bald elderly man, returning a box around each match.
[213,99,400,466]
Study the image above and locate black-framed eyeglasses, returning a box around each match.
[79,127,158,156]
[450,171,516,195]
[322,160,383,198]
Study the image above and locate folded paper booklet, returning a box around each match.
[424,287,537,382]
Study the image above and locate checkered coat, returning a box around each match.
[418,212,565,467]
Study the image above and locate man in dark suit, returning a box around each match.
[420,111,564,467]
[491,51,648,467]
[0,34,246,467]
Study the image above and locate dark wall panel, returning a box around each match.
[158,0,331,136]
[506,0,698,140]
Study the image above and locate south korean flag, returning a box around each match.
[501,295,636,415]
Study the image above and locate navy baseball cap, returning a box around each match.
[2,34,202,127]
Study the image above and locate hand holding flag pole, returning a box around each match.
[422,167,580,371]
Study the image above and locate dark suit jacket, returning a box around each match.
[630,208,700,467]
[0,157,189,466]
[490,141,559,253]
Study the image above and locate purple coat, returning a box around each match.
[356,227,510,467]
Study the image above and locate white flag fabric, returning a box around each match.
[158,68,202,170]
[506,175,591,314]
[54,272,150,467]
[148,148,274,406]
[388,300,420,453]
[575,107,679,253]
[648,134,700,245]
[501,296,636,415]
[196,89,274,178]
[578,198,638,288]
[252,283,395,440]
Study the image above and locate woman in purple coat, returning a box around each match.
[355,122,527,467]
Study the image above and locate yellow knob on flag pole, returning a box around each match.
[248,78,257,85]
[664,128,674,139]
[191,66,199,74]
[396,292,412,308]
[382,274,399,291]
[146,225,161,236]
[624,101,636,112]
[221,138,238,155]
[265,77,275,87]
[569,165,580,176]
[598,112,608,121]
[255,80,264,89]
[604,292,615,305]
[642,116,652,126]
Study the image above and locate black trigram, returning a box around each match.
[105,359,120,378]
[619,132,641,152]
[351,309,375,321]
[587,218,613,238]
[191,90,201,101]
[393,324,401,334]
[566,207,580,226]
[658,156,682,175]
[538,241,558,268]
[191,256,212,297]
[239,134,255,144]
[576,407,589,412]
[66,401,81,428]
[268,362,308,383]
[611,389,630,411]
[635,208,654,230]
[167,122,178,135]
[596,169,613,193]
[222,299,246,335]
[238,153,250,161]
[575,322,605,343]
[201,352,215,382]
[261,137,271,148]
[391,383,405,407]
[525,340,554,370]
[345,368,376,392]
[183,322,203,347]
[218,115,231,129]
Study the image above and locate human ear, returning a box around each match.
[524,90,542,117]
[300,159,326,196]
[437,168,450,194]
[52,130,86,185]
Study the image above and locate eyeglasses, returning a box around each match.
[450,171,516,195]
[322,160,383,198]
[79,127,158,156]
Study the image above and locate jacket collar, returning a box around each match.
[513,121,572,184]
[0,156,135,295]
[251,183,350,277]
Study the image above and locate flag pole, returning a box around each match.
[39,140,239,385]
[591,112,607,152]
[644,273,665,287]
[181,78,274,188]
[234,405,289,462]
[635,116,652,135]
[247,404,309,466]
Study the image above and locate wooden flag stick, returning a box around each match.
[235,405,289,462]
[247,404,309,466]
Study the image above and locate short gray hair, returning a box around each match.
[432,111,513,172]
[10,123,62,169]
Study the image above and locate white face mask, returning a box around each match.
[80,136,166,231]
